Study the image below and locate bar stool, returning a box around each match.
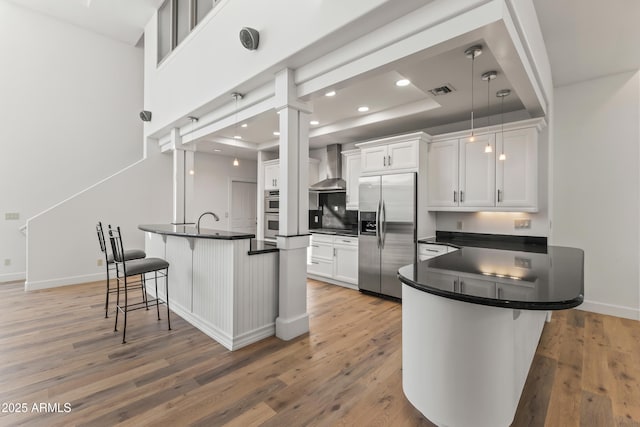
[96,222,146,318]
[108,225,171,344]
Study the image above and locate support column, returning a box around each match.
[274,68,312,340]
[170,128,195,225]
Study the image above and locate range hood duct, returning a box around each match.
[309,144,346,192]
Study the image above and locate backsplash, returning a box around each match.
[309,193,357,230]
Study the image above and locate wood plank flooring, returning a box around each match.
[0,278,638,426]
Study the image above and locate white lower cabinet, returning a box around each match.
[308,234,358,286]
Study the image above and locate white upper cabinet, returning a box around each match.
[264,160,279,190]
[427,139,459,207]
[263,158,320,191]
[496,128,537,208]
[427,119,543,212]
[359,137,420,175]
[342,149,361,210]
[459,134,495,207]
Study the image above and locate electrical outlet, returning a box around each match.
[514,257,532,269]
[97,259,103,267]
[5,212,19,220]
[4,258,11,266]
[456,221,463,230]
[514,219,531,229]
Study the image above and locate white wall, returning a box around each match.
[552,70,640,320]
[143,0,429,135]
[191,153,258,230]
[0,1,144,281]
[26,153,173,290]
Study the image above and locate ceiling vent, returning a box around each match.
[428,84,456,96]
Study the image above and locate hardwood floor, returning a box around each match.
[0,279,638,426]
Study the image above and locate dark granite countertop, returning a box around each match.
[139,224,255,240]
[419,231,548,253]
[309,228,358,237]
[248,239,279,255]
[399,243,584,311]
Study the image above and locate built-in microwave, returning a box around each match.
[264,213,279,239]
[264,190,279,213]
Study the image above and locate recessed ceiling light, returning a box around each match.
[310,120,319,126]
[213,148,221,152]
[234,135,242,139]
[241,123,248,128]
[325,90,336,97]
[396,79,411,87]
[273,131,280,136]
[357,106,370,112]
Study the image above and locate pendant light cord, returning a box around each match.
[471,54,475,137]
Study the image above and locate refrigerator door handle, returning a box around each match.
[376,199,382,249]
[381,201,387,249]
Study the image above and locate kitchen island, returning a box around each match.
[398,243,583,427]
[139,224,279,351]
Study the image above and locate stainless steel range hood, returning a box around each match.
[309,144,346,192]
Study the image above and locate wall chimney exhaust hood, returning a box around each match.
[309,144,346,192]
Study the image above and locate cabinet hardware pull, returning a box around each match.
[383,156,387,167]
[388,155,392,166]
[497,189,502,203]
[460,191,464,203]
[425,249,439,253]
[333,248,337,257]
[342,240,350,243]
[311,245,319,247]
[311,261,319,265]
[454,191,457,202]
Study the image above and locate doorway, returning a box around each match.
[230,180,257,234]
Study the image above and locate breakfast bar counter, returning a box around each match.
[398,243,584,427]
[140,224,279,350]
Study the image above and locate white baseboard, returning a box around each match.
[0,272,26,283]
[306,274,358,290]
[577,299,640,321]
[25,273,104,291]
[276,312,310,341]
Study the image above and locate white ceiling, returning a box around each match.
[533,0,640,87]
[6,0,161,45]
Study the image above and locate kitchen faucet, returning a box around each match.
[197,211,219,233]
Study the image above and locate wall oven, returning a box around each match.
[264,190,279,213]
[264,213,279,239]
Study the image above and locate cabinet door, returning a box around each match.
[264,163,279,190]
[387,140,418,171]
[496,128,537,209]
[360,145,387,174]
[344,153,361,210]
[333,244,358,284]
[307,257,333,278]
[427,140,459,207]
[459,134,495,207]
[458,277,496,298]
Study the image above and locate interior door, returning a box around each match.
[230,180,257,234]
[380,173,416,299]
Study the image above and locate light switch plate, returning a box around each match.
[4,258,11,266]
[456,221,463,230]
[5,212,19,220]
[514,219,531,229]
[514,256,531,269]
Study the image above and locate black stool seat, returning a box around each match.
[107,249,146,264]
[123,258,170,276]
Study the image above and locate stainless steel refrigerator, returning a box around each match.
[358,173,417,299]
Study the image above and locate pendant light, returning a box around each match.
[464,45,483,142]
[481,71,497,153]
[231,92,243,166]
[496,89,511,161]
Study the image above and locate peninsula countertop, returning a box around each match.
[398,244,584,310]
[139,224,255,240]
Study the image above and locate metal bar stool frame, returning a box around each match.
[108,225,171,344]
[96,222,147,318]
